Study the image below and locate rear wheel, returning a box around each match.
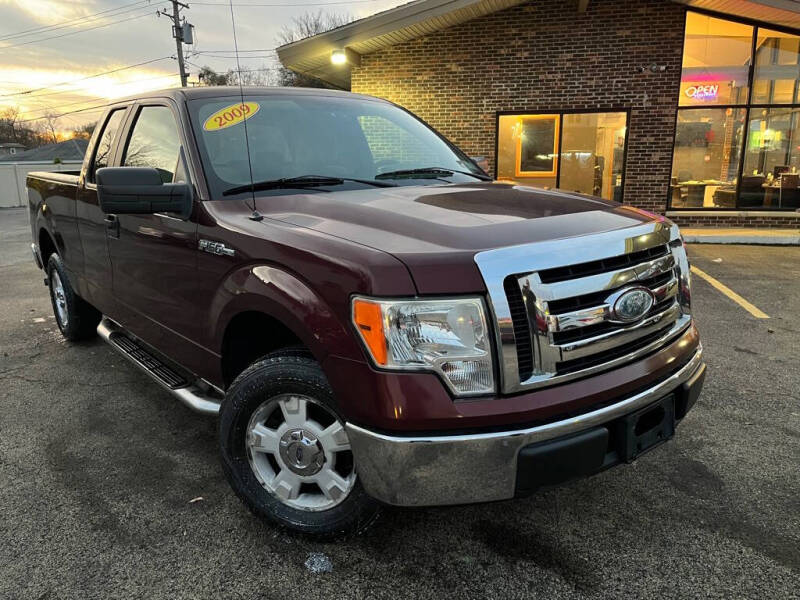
[46,254,101,341]
[219,351,380,537]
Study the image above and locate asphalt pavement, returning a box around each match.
[0,206,798,599]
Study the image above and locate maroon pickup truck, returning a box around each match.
[27,87,705,537]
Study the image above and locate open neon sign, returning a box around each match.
[684,84,719,101]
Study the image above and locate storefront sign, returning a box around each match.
[684,84,719,101]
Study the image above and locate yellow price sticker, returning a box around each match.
[203,102,260,132]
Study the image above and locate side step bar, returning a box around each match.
[98,318,222,416]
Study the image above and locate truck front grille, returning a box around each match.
[474,222,693,394]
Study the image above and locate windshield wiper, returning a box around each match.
[223,175,395,197]
[375,167,492,181]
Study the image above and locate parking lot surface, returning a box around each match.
[1,207,798,599]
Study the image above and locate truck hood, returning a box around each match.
[254,182,662,294]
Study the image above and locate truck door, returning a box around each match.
[106,102,200,366]
[76,106,128,313]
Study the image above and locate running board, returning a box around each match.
[97,318,222,416]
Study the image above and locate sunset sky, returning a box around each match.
[0,0,404,134]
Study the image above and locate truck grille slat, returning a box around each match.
[555,324,675,375]
[538,244,669,284]
[504,276,534,381]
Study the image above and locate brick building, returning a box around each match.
[278,0,800,229]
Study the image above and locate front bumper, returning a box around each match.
[346,346,705,507]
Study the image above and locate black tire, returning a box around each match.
[46,253,101,341]
[219,350,381,538]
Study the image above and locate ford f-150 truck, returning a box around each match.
[27,87,705,537]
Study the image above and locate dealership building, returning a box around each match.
[278,0,800,228]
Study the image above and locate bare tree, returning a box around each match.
[225,65,273,87]
[276,11,352,88]
[71,122,95,140]
[1,106,21,142]
[40,111,59,144]
[198,66,229,86]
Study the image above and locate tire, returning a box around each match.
[219,350,380,538]
[46,253,101,341]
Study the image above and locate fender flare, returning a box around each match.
[210,263,363,365]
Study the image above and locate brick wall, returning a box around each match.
[350,0,795,228]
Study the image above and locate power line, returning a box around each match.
[0,1,159,42]
[19,73,181,119]
[0,9,158,51]
[192,48,276,53]
[17,103,114,124]
[0,57,174,99]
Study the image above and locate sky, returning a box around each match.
[0,0,406,135]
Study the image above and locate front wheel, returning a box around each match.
[218,351,380,537]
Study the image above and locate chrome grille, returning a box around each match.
[475,222,693,394]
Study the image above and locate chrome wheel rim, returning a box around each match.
[245,394,356,511]
[51,271,68,327]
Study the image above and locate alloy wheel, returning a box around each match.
[245,394,356,511]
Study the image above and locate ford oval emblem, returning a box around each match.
[608,286,654,323]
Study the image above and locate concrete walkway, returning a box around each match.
[680,228,800,245]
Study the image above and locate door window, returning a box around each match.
[123,105,182,183]
[89,109,126,182]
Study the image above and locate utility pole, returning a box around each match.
[159,1,190,87]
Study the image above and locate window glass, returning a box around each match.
[90,109,125,182]
[740,107,800,208]
[497,115,557,188]
[670,108,746,208]
[123,106,181,183]
[188,96,483,197]
[358,115,440,168]
[752,28,800,104]
[680,12,753,106]
[497,112,628,201]
[559,112,627,201]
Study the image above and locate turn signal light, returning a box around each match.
[352,299,387,365]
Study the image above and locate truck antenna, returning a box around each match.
[227,0,262,221]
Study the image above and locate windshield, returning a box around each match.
[188,94,486,198]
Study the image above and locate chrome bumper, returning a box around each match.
[346,346,704,507]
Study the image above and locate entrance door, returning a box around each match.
[107,102,200,367]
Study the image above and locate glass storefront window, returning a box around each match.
[680,12,753,106]
[740,107,800,208]
[672,12,800,210]
[670,108,746,208]
[752,29,800,104]
[496,111,627,201]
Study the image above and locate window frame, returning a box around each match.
[669,8,800,211]
[83,103,132,187]
[494,107,631,201]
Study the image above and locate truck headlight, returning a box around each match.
[352,296,495,396]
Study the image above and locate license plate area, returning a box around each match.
[617,395,675,462]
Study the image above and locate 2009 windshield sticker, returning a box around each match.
[203,102,260,132]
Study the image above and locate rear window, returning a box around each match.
[188,94,481,198]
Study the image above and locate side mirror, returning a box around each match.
[470,156,490,175]
[96,167,192,219]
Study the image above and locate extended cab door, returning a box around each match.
[106,101,201,365]
[76,106,129,312]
